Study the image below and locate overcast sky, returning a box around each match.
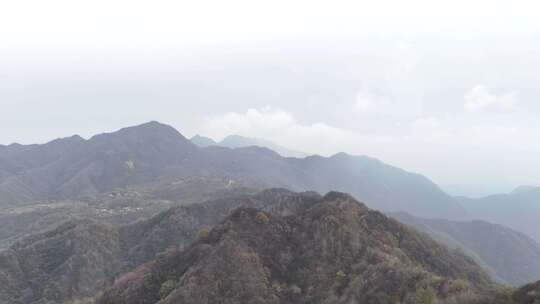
[1,0,540,195]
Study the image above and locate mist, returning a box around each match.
[2,0,540,194]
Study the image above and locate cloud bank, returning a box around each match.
[464,85,517,112]
[201,107,357,156]
[200,101,540,191]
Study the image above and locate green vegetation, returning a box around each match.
[416,287,437,304]
[498,286,516,303]
[143,274,156,290]
[289,285,302,295]
[43,281,63,302]
[197,228,210,240]
[255,211,270,224]
[448,279,469,293]
[159,279,177,299]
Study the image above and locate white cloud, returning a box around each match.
[351,88,424,120]
[352,90,394,115]
[354,92,373,112]
[201,107,357,155]
[412,117,441,130]
[408,116,461,143]
[464,85,517,112]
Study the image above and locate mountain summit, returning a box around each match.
[99,190,490,304]
[190,134,218,147]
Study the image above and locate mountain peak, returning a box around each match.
[118,121,181,135]
[46,134,85,145]
[190,134,218,147]
[99,189,491,304]
[331,151,351,158]
[90,121,190,143]
[322,191,360,204]
[511,185,538,195]
[216,134,309,158]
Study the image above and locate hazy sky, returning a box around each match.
[1,0,540,193]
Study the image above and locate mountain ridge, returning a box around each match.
[2,188,538,304]
[393,212,540,286]
[99,190,491,304]
[190,133,309,158]
[461,188,540,242]
[0,121,466,219]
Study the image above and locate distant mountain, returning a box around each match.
[189,134,217,147]
[513,281,540,304]
[100,190,491,304]
[190,134,308,158]
[0,122,536,304]
[0,122,466,219]
[0,121,200,206]
[217,134,309,158]
[442,183,506,198]
[511,185,537,195]
[472,280,540,304]
[0,135,85,183]
[393,212,540,286]
[459,187,540,242]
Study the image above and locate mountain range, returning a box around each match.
[1,121,539,303]
[0,121,465,219]
[460,186,540,242]
[393,212,540,286]
[1,189,539,303]
[190,134,309,158]
[73,190,498,303]
[97,190,526,304]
